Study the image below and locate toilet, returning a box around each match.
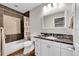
[23,41,34,55]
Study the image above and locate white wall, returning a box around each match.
[30,4,44,36]
[74,3,79,43]
[30,3,73,38]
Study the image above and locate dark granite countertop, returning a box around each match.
[34,36,73,45]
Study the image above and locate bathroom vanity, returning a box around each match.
[30,3,79,56]
[34,34,74,56]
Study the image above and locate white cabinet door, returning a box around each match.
[60,43,73,56]
[48,45,60,56]
[41,40,61,56]
[40,39,74,56]
[35,39,41,56]
[41,43,48,56]
[61,49,73,56]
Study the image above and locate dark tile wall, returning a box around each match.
[0,4,24,43]
[5,16,24,43]
[0,4,23,27]
[4,10,22,18]
[0,8,3,27]
[6,34,23,43]
[23,11,29,17]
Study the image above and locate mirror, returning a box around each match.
[42,11,64,29]
[42,15,54,29]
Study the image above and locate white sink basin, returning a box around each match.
[45,36,57,40]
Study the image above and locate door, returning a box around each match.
[41,39,61,56]
[48,45,60,56]
[41,42,48,56]
[61,49,73,56]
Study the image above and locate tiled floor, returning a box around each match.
[8,48,35,56]
[8,48,24,56]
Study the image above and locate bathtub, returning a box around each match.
[3,39,34,56]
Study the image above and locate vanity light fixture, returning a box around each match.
[43,3,53,12]
[43,3,64,13]
[47,3,52,8]
[51,3,53,7]
[53,3,64,7]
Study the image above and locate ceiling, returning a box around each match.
[1,3,41,13]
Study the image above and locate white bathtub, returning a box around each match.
[3,39,34,56]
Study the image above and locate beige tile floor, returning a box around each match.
[8,48,24,56]
[8,48,35,56]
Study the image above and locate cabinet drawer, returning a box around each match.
[41,39,60,47]
[60,43,73,49]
